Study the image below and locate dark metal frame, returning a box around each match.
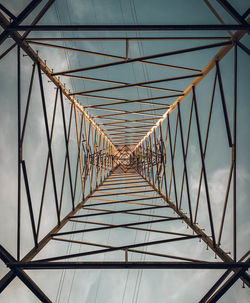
[0,0,249,302]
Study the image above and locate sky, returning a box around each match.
[0,0,250,302]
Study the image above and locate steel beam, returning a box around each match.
[52,42,230,75]
[26,36,232,41]
[8,24,250,31]
[135,169,250,287]
[0,11,116,152]
[135,19,249,149]
[0,245,52,302]
[6,261,250,270]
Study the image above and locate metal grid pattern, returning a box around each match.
[0,0,249,302]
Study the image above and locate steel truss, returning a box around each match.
[0,0,249,302]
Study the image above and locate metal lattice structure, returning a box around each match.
[0,0,249,302]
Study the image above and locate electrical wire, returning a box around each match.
[66,108,101,302]
[66,186,90,302]
[55,0,90,111]
[93,198,117,302]
[119,0,142,148]
[55,219,76,303]
[53,4,81,299]
[129,0,157,121]
[127,3,157,298]
[132,188,157,303]
[55,113,89,302]
[53,1,159,301]
[54,3,76,94]
[134,194,156,303]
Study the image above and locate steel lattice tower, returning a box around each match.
[0,1,249,302]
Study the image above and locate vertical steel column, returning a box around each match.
[100,133,104,178]
[192,86,216,247]
[168,114,179,203]
[17,46,21,261]
[194,71,217,223]
[83,116,92,191]
[74,105,85,199]
[167,115,178,209]
[21,160,38,248]
[177,103,193,224]
[36,87,59,238]
[97,132,102,182]
[153,128,160,189]
[179,96,193,211]
[159,122,168,197]
[38,63,60,226]
[20,63,36,144]
[216,60,232,147]
[233,44,237,262]
[93,127,98,187]
[149,136,154,186]
[88,119,94,190]
[104,139,108,177]
[59,88,74,211]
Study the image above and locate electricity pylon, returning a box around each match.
[0,1,249,302]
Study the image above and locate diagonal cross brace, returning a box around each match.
[0,244,52,302]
